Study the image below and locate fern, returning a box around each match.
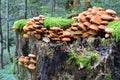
[0,65,16,80]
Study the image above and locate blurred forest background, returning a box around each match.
[0,0,120,80]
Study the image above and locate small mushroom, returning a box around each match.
[101,14,114,20]
[23,34,29,39]
[78,23,87,31]
[105,28,113,33]
[105,33,111,38]
[28,54,36,58]
[30,59,36,64]
[78,14,87,22]
[50,27,62,31]
[89,24,99,31]
[23,26,30,32]
[101,21,109,25]
[28,64,36,71]
[62,37,71,42]
[106,9,116,15]
[24,56,29,63]
[98,25,106,30]
[82,32,89,37]
[70,26,78,31]
[18,62,24,66]
[62,31,71,37]
[90,15,102,24]
[83,22,91,27]
[34,34,41,40]
[19,56,24,62]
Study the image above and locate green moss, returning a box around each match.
[67,51,99,74]
[107,20,120,42]
[43,17,76,29]
[13,19,30,34]
[106,73,112,80]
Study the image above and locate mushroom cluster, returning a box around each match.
[72,7,120,38]
[23,15,46,39]
[21,7,120,43]
[18,54,36,71]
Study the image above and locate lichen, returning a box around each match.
[13,19,30,34]
[43,17,76,29]
[107,20,120,42]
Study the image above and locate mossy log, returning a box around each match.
[15,33,120,80]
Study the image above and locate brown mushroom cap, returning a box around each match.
[28,54,36,58]
[78,23,87,31]
[101,21,109,25]
[34,34,41,40]
[82,32,89,37]
[78,14,87,22]
[18,62,24,66]
[101,14,114,20]
[98,25,107,30]
[70,26,78,31]
[106,9,116,15]
[28,64,36,70]
[83,22,91,27]
[105,28,113,33]
[62,31,71,37]
[19,56,24,63]
[105,33,111,38]
[90,15,102,24]
[24,57,29,63]
[23,26,30,32]
[23,34,29,39]
[62,37,71,42]
[30,59,36,64]
[87,30,97,35]
[50,27,62,31]
[89,24,99,31]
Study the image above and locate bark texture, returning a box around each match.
[16,34,120,80]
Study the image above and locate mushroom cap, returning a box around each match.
[19,56,24,62]
[105,33,111,38]
[30,59,36,64]
[89,24,99,31]
[34,34,41,40]
[114,16,120,20]
[101,14,114,20]
[98,25,107,30]
[62,37,71,42]
[23,34,29,39]
[83,22,91,27]
[33,17,40,21]
[23,26,30,32]
[105,28,113,33]
[82,32,89,37]
[106,9,116,15]
[18,62,24,66]
[28,64,36,70]
[78,23,87,31]
[97,11,107,16]
[87,30,97,35]
[70,26,78,31]
[101,21,109,25]
[24,57,29,63]
[91,15,102,24]
[62,31,71,37]
[51,37,60,41]
[28,54,36,58]
[78,14,87,22]
[50,27,62,31]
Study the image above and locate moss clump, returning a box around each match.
[13,19,30,34]
[67,51,99,74]
[107,20,120,42]
[43,17,76,29]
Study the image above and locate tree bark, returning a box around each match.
[0,0,4,69]
[24,0,27,19]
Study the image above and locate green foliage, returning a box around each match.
[13,19,29,34]
[106,73,112,80]
[0,65,16,80]
[43,17,76,29]
[107,20,120,42]
[67,51,99,74]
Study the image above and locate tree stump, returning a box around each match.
[16,34,120,80]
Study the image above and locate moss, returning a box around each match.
[107,20,120,42]
[13,19,30,34]
[43,17,76,29]
[106,73,112,80]
[67,51,99,74]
